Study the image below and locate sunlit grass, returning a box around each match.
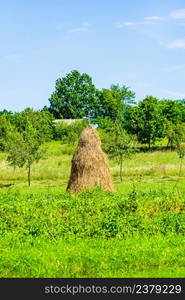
[0,141,184,278]
[0,141,184,188]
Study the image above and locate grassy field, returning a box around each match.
[0,141,184,277]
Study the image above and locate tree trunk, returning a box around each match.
[166,139,170,150]
[28,165,31,187]
[148,136,151,150]
[120,156,123,182]
[179,159,183,177]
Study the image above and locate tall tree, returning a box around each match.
[135,96,164,149]
[0,116,12,150]
[164,121,185,150]
[177,144,185,176]
[49,70,100,119]
[95,84,135,123]
[102,121,135,181]
[5,123,45,186]
[159,99,185,124]
[14,108,54,142]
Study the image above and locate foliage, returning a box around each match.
[177,144,185,176]
[0,187,184,239]
[130,96,165,149]
[5,123,45,186]
[61,144,76,156]
[96,84,135,121]
[102,121,136,181]
[1,71,185,151]
[124,98,185,149]
[0,110,16,124]
[0,116,12,150]
[49,70,100,119]
[1,69,185,278]
[0,187,184,277]
[94,116,113,129]
[0,139,185,277]
[164,121,185,150]
[53,119,88,143]
[159,99,185,124]
[48,71,135,121]
[14,108,54,143]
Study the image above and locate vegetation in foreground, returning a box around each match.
[0,69,184,277]
[0,187,184,278]
[0,141,184,278]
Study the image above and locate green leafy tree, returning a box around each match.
[54,119,88,143]
[159,99,185,124]
[94,116,114,130]
[94,84,135,123]
[135,96,164,149]
[14,108,54,142]
[5,123,45,186]
[0,116,12,150]
[177,144,185,176]
[124,98,185,149]
[102,121,135,181]
[0,110,15,123]
[110,84,136,105]
[164,121,185,150]
[49,70,100,119]
[123,105,140,135]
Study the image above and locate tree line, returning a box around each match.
[0,69,185,185]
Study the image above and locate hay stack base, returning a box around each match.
[67,125,115,194]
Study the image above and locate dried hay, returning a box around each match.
[67,125,115,193]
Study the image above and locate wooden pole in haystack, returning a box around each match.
[67,125,115,193]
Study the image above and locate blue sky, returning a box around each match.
[1,0,185,111]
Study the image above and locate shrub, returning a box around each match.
[53,120,88,143]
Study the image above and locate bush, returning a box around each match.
[53,120,88,143]
[14,108,54,143]
[0,187,184,239]
[0,116,12,151]
[61,144,76,155]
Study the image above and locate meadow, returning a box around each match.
[0,141,184,277]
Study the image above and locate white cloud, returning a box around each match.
[169,8,185,19]
[161,64,185,72]
[139,21,152,25]
[81,22,90,27]
[115,21,135,28]
[69,22,89,33]
[56,22,72,31]
[56,22,89,33]
[160,89,185,98]
[115,16,165,29]
[122,21,135,26]
[116,8,185,30]
[168,39,185,49]
[69,27,88,33]
[4,54,19,59]
[115,20,152,28]
[144,16,164,21]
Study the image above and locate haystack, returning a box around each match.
[67,125,115,193]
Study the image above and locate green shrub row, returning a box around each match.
[0,188,184,239]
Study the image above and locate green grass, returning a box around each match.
[0,141,184,187]
[0,141,184,277]
[1,235,184,278]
